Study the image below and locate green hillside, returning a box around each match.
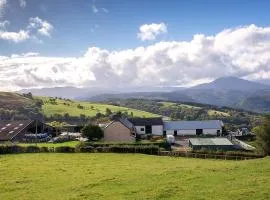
[38,96,159,118]
[0,154,269,200]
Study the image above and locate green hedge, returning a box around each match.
[191,149,264,158]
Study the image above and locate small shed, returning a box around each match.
[189,138,235,151]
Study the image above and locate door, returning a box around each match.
[196,129,203,136]
[145,125,152,134]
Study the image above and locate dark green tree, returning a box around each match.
[82,124,103,141]
[254,115,270,155]
[105,108,112,116]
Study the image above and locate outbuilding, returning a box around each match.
[128,117,163,136]
[0,120,54,142]
[163,120,224,136]
[189,138,235,151]
[103,118,136,142]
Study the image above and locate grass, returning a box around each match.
[39,97,160,118]
[0,154,269,200]
[17,141,80,148]
[208,109,230,117]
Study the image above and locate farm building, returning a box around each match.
[0,120,54,142]
[163,120,224,136]
[189,138,235,151]
[104,118,136,142]
[128,117,163,135]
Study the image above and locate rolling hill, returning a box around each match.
[0,92,159,120]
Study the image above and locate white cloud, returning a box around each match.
[137,22,167,41]
[19,0,26,8]
[0,0,7,18]
[0,24,270,91]
[101,8,108,13]
[92,4,98,13]
[0,29,29,42]
[28,17,53,37]
[0,17,53,43]
[0,19,9,29]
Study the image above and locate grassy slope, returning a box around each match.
[160,101,230,117]
[39,97,160,118]
[0,154,269,200]
[0,92,32,109]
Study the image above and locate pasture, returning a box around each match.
[0,154,269,200]
[39,97,160,118]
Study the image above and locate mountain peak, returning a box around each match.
[191,76,270,91]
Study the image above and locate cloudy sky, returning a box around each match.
[0,0,270,91]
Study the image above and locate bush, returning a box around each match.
[82,124,103,141]
[25,146,40,153]
[55,146,75,153]
[80,146,95,153]
[0,145,25,154]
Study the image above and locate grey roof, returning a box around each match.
[128,118,163,126]
[189,138,233,146]
[0,120,33,141]
[105,117,134,130]
[164,120,223,130]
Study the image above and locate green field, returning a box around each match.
[0,154,269,200]
[39,97,159,118]
[17,141,80,148]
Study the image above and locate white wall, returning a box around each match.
[165,129,220,136]
[152,125,163,135]
[135,125,163,135]
[135,126,145,135]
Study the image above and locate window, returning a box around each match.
[140,128,145,131]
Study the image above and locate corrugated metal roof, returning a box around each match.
[164,120,223,130]
[189,138,233,146]
[0,120,33,141]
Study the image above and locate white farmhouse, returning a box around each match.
[128,118,163,136]
[163,120,224,136]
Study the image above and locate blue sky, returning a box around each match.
[1,0,270,56]
[0,0,270,90]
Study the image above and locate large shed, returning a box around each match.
[163,120,224,136]
[189,138,235,151]
[0,120,54,142]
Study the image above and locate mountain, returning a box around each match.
[20,87,107,99]
[191,76,270,91]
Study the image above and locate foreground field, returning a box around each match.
[0,154,269,200]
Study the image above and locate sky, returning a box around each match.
[0,0,270,91]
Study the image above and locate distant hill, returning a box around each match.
[191,76,270,91]
[88,77,270,113]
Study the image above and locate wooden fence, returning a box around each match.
[158,151,260,160]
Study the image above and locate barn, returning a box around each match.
[104,118,136,142]
[163,120,224,136]
[0,120,54,142]
[189,138,235,151]
[128,117,163,136]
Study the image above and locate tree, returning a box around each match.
[105,108,112,116]
[254,115,270,155]
[82,124,103,141]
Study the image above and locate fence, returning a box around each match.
[158,151,262,160]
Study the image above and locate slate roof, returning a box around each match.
[128,118,163,126]
[164,120,223,130]
[189,138,233,146]
[0,120,33,141]
[105,117,134,130]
